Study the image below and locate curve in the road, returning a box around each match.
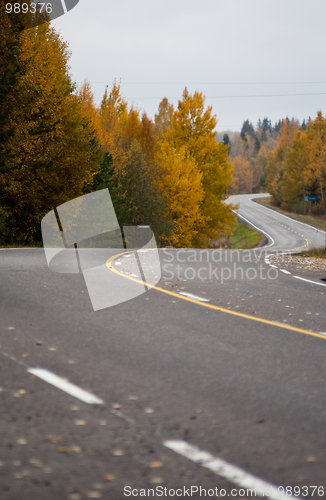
[106,252,326,341]
[227,193,325,252]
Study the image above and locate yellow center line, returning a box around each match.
[289,237,310,252]
[106,252,326,341]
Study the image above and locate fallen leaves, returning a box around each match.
[17,438,28,445]
[46,435,60,444]
[29,458,43,468]
[93,483,105,489]
[14,472,26,479]
[102,474,115,482]
[74,420,86,426]
[68,494,81,500]
[13,389,27,398]
[112,449,124,456]
[112,403,121,410]
[69,445,81,453]
[150,476,163,484]
[58,445,81,454]
[86,492,102,498]
[150,461,163,468]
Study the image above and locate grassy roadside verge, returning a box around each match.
[229,220,266,249]
[253,196,326,231]
[211,220,266,249]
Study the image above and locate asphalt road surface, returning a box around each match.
[227,193,326,252]
[1,194,326,500]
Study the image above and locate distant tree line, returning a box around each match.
[223,115,312,198]
[266,112,326,214]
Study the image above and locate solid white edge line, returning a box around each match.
[232,211,275,249]
[28,368,104,404]
[164,440,300,500]
[293,276,326,287]
[280,269,291,274]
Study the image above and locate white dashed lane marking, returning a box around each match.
[28,368,104,404]
[178,292,209,302]
[164,440,300,500]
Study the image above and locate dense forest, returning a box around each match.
[224,113,326,216]
[0,9,235,248]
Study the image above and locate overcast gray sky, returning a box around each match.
[52,0,326,132]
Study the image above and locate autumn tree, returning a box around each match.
[95,84,171,240]
[281,131,310,211]
[162,88,235,247]
[304,111,326,208]
[156,144,204,247]
[78,79,100,133]
[0,20,102,244]
[154,97,174,139]
[229,156,251,194]
[266,119,300,205]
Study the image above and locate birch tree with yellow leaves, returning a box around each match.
[162,88,235,247]
[156,145,204,247]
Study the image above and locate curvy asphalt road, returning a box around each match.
[227,193,326,253]
[1,195,326,500]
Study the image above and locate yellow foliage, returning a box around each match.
[157,145,204,247]
[229,156,251,194]
[266,119,300,204]
[162,88,235,246]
